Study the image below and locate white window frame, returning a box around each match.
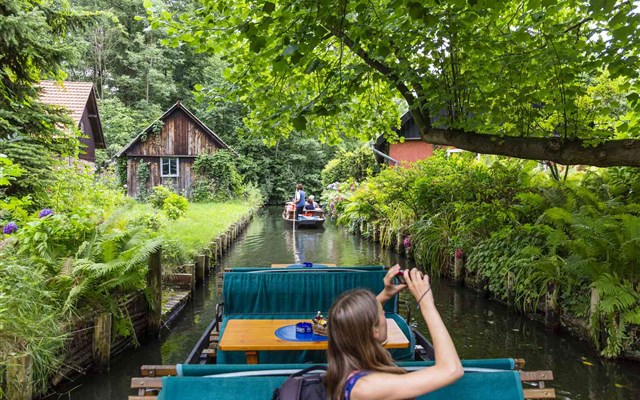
[160,157,179,177]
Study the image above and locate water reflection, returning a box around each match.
[51,207,639,400]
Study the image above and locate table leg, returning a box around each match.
[246,351,258,364]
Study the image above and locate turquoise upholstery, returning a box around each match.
[177,359,517,376]
[158,370,524,399]
[218,268,414,363]
[229,265,386,273]
[222,269,396,315]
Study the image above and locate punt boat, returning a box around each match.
[282,202,326,229]
[129,265,556,399]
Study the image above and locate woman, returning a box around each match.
[294,183,305,218]
[325,265,463,400]
[304,197,316,210]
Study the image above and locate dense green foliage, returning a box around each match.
[150,0,640,166]
[321,145,380,187]
[0,3,263,394]
[192,151,243,201]
[333,154,640,357]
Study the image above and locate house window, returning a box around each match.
[160,158,179,177]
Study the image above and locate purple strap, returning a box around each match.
[344,371,369,400]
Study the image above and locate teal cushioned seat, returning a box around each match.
[229,265,386,273]
[158,371,524,399]
[222,269,396,315]
[177,359,517,376]
[217,269,414,364]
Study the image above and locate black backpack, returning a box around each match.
[272,365,327,400]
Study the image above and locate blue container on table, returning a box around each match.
[295,322,312,338]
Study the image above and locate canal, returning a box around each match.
[49,207,640,399]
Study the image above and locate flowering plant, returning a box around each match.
[39,208,54,218]
[321,180,360,219]
[3,222,18,234]
[403,236,412,249]
[455,248,464,259]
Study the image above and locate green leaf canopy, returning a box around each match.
[149,0,640,166]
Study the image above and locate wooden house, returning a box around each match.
[115,102,230,197]
[39,80,106,164]
[374,111,435,168]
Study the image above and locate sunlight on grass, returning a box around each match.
[131,201,252,256]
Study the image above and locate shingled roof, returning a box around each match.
[38,80,105,148]
[39,81,93,125]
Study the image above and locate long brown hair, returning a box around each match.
[325,289,405,400]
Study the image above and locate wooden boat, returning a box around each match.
[282,202,325,228]
[129,266,556,399]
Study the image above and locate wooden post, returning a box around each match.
[589,287,600,321]
[205,255,210,275]
[147,249,162,337]
[454,255,465,285]
[196,255,206,284]
[395,231,403,254]
[371,223,378,242]
[210,241,218,266]
[359,220,364,235]
[186,263,196,293]
[93,313,112,371]
[506,271,515,304]
[222,233,228,250]
[590,287,605,348]
[6,353,32,400]
[216,237,223,259]
[545,282,559,331]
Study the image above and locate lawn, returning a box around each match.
[132,200,254,257]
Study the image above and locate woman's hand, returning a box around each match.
[377,264,407,304]
[403,268,434,309]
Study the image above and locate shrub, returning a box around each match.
[149,185,174,209]
[163,192,188,220]
[321,145,380,186]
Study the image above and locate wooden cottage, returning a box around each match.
[39,80,106,164]
[115,102,230,197]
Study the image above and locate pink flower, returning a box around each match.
[455,248,464,259]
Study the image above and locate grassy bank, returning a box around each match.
[133,201,254,257]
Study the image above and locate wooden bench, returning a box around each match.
[130,363,556,399]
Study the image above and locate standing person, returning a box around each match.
[294,183,305,218]
[325,265,463,400]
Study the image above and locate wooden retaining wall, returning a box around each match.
[4,209,256,400]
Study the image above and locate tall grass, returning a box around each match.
[130,198,260,259]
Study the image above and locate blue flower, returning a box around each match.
[39,208,54,218]
[3,222,18,234]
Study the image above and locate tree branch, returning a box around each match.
[419,126,640,167]
[325,25,431,131]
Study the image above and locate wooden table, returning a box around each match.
[218,318,409,364]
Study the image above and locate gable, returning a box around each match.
[118,104,229,157]
[38,80,105,149]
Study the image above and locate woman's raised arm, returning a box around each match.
[353,268,463,400]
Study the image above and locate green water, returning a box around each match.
[48,207,640,400]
